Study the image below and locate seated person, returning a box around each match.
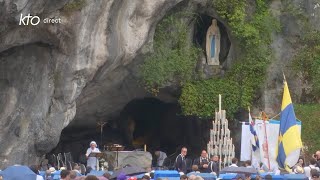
[244,160,253,168]
[208,155,219,175]
[193,150,209,173]
[191,165,200,173]
[229,158,238,167]
[311,169,320,180]
[180,175,188,180]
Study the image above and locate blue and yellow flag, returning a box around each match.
[276,79,302,170]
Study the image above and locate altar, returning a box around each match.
[101,151,152,170]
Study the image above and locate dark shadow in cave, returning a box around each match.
[119,97,182,153]
[49,97,212,165]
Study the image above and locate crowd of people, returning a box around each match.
[172,147,320,180]
[288,151,320,179]
[1,143,320,180]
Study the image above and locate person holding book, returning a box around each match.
[85,141,100,170]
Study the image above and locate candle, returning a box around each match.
[232,145,235,157]
[221,110,223,121]
[225,144,228,156]
[144,144,146,152]
[219,155,222,171]
[226,119,228,129]
[219,94,221,113]
[225,129,228,138]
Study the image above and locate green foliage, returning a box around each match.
[63,0,86,11]
[281,0,309,26]
[140,0,279,118]
[292,30,320,99]
[295,104,320,155]
[179,0,279,118]
[179,79,240,118]
[285,0,320,101]
[139,12,202,93]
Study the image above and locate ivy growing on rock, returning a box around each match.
[292,31,320,100]
[139,12,202,94]
[140,0,279,119]
[180,0,279,118]
[286,0,320,101]
[295,104,320,156]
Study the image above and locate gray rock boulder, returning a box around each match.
[0,0,182,168]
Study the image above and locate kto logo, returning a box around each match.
[19,13,40,25]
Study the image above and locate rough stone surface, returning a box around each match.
[0,0,182,168]
[261,0,320,116]
[103,151,152,170]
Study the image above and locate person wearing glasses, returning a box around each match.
[175,147,187,174]
[193,150,210,173]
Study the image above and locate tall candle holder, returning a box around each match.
[207,94,235,171]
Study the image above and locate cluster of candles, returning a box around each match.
[207,95,235,170]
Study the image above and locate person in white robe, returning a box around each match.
[85,141,100,170]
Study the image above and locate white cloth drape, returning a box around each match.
[241,119,301,171]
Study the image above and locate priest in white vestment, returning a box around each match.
[85,141,100,170]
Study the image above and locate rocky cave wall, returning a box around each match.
[1,0,320,168]
[0,0,183,168]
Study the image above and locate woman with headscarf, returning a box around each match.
[85,141,100,170]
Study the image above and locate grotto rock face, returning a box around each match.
[0,0,182,168]
[262,0,320,115]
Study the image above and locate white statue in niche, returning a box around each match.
[206,19,221,65]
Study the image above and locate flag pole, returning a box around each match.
[248,107,253,163]
[263,113,271,170]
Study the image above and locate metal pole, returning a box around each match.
[263,120,271,170]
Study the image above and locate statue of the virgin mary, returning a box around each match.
[206,19,221,65]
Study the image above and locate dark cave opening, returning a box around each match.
[49,97,212,165]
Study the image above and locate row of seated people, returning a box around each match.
[154,148,220,175]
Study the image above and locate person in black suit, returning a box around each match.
[175,147,187,174]
[193,150,210,173]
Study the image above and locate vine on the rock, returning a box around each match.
[285,0,320,101]
[140,0,279,118]
[295,104,320,156]
[139,12,202,94]
[180,0,279,118]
